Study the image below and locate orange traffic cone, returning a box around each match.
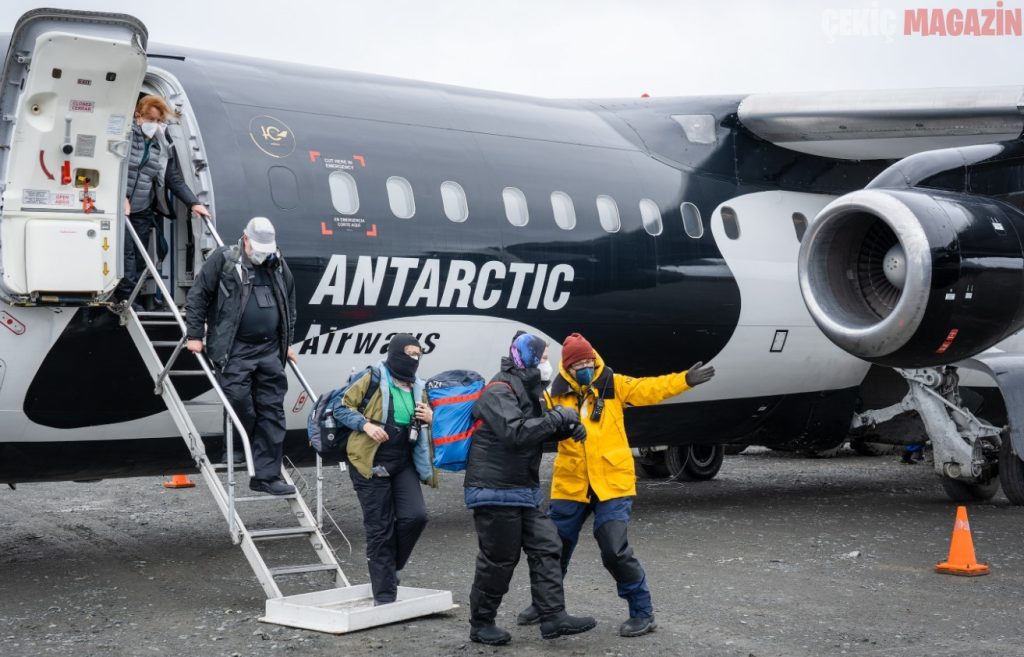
[162,473,196,489]
[935,506,989,576]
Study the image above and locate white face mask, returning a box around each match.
[249,250,270,265]
[140,121,159,138]
[538,360,553,383]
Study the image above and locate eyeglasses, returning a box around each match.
[568,359,596,373]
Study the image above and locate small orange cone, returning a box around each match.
[162,473,196,489]
[935,505,989,576]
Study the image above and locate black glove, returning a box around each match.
[685,361,715,387]
[549,406,577,429]
[568,420,587,442]
[549,407,586,442]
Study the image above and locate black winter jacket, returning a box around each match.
[126,122,200,214]
[184,244,296,368]
[464,358,563,490]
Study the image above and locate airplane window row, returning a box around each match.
[327,171,707,239]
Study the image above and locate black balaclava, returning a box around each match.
[386,334,421,383]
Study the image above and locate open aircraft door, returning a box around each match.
[0,9,147,305]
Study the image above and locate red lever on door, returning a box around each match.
[61,160,71,185]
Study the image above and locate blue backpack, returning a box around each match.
[426,370,489,471]
[307,366,380,457]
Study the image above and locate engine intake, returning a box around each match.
[798,187,1024,367]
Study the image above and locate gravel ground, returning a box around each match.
[2,447,1023,657]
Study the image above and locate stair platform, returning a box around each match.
[262,584,455,634]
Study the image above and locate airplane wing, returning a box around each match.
[737,86,1024,160]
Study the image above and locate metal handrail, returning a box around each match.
[200,213,225,248]
[122,216,256,479]
[288,360,325,529]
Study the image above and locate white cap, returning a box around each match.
[244,216,277,255]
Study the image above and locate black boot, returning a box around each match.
[619,615,657,637]
[540,611,596,639]
[517,603,541,626]
[469,623,512,646]
[249,477,296,495]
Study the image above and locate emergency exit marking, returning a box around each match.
[770,329,788,353]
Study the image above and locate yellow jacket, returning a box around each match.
[548,352,691,502]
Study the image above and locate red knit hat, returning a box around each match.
[561,333,596,368]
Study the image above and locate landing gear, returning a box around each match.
[852,367,1005,504]
[664,444,724,481]
[939,475,1000,502]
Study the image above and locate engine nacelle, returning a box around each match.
[798,187,1024,367]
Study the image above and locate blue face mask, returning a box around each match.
[575,367,594,386]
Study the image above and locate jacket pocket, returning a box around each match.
[601,446,636,492]
[551,454,587,499]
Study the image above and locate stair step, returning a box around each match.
[168,370,206,376]
[151,340,184,347]
[234,494,298,503]
[249,527,317,540]
[136,311,176,317]
[184,400,222,406]
[140,320,180,326]
[270,563,339,577]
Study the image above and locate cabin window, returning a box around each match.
[596,195,621,233]
[639,198,663,236]
[386,176,416,219]
[503,187,529,227]
[792,212,808,242]
[681,202,703,239]
[441,180,469,223]
[722,206,740,240]
[328,170,359,215]
[551,191,576,230]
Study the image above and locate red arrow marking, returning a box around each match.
[366,223,377,237]
[309,150,321,163]
[321,221,334,236]
[353,154,365,168]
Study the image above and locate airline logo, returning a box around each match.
[309,255,574,311]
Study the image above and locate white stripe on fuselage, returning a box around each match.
[679,191,872,404]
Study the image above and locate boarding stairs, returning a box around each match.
[117,214,453,632]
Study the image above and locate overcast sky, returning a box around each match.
[1,1,1021,98]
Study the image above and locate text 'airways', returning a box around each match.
[309,256,574,311]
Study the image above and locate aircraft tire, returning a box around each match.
[998,436,1024,505]
[666,445,724,481]
[939,475,1000,503]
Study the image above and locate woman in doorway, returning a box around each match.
[115,94,209,309]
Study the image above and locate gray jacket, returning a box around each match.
[185,243,297,368]
[126,122,200,214]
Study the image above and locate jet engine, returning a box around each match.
[798,184,1024,368]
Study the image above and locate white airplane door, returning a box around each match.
[0,9,148,303]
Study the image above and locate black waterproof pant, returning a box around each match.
[350,465,427,603]
[469,505,565,627]
[216,340,287,481]
[115,210,155,300]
